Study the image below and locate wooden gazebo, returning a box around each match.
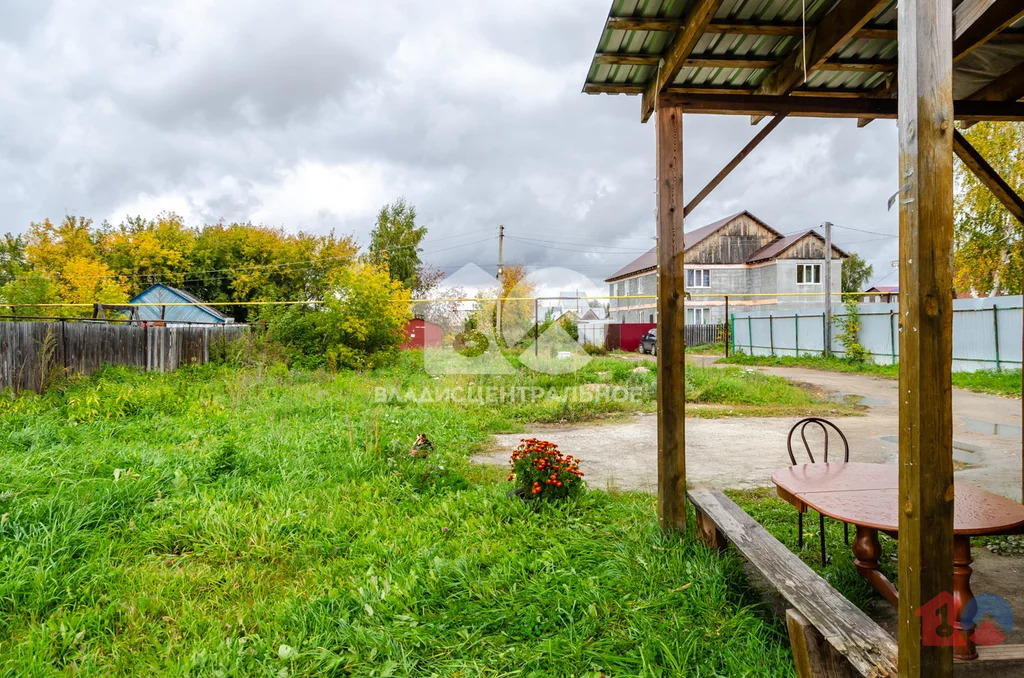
[582,1,1024,676]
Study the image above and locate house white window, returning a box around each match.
[686,268,711,288]
[687,308,712,325]
[797,264,822,284]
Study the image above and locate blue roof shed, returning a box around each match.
[129,284,234,324]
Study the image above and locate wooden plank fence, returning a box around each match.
[685,323,724,347]
[0,322,247,393]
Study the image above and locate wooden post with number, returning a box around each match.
[897,0,956,675]
[656,105,687,534]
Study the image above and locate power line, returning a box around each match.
[505,235,651,253]
[505,237,649,255]
[832,223,894,238]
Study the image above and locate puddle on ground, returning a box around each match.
[828,392,892,407]
[878,435,983,468]
[963,418,1022,438]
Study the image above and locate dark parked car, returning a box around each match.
[638,328,657,355]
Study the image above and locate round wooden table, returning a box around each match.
[772,462,1024,660]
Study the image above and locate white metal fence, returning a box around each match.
[729,296,1022,372]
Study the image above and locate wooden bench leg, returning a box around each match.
[694,505,728,552]
[786,609,860,678]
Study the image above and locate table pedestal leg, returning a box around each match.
[953,536,978,661]
[852,525,899,607]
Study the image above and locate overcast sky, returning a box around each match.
[0,0,902,294]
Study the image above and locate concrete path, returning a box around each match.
[474,357,1023,500]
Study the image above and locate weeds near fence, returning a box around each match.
[33,328,68,393]
[833,297,869,362]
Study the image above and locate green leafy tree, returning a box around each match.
[368,198,427,289]
[0,233,27,287]
[0,271,65,318]
[954,121,1024,295]
[841,253,874,293]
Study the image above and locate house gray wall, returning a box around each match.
[608,260,843,325]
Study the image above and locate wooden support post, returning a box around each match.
[786,609,859,678]
[655,105,687,534]
[897,1,956,676]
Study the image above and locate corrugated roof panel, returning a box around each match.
[584,0,1023,104]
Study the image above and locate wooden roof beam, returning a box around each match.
[595,52,895,72]
[656,92,1024,121]
[750,0,890,123]
[953,129,1024,225]
[953,1,1024,61]
[606,17,906,41]
[961,61,1024,128]
[640,0,724,123]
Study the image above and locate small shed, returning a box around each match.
[401,318,442,350]
[129,284,234,325]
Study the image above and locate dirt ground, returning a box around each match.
[474,355,1023,499]
[472,356,1024,673]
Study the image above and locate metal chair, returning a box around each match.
[787,417,851,566]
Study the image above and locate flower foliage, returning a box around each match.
[508,438,584,501]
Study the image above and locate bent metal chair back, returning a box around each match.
[787,417,851,566]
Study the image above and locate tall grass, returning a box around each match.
[0,356,796,676]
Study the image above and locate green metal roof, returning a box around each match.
[583,0,1024,103]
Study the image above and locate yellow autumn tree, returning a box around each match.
[22,216,129,315]
[99,213,195,295]
[954,122,1024,295]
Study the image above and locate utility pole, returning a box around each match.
[823,221,833,357]
[496,225,504,340]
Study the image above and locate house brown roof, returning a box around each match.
[745,230,849,263]
[604,211,773,282]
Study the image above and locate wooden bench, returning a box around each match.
[688,487,898,678]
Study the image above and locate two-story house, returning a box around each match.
[605,211,846,324]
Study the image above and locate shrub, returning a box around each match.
[508,438,584,501]
[582,342,607,356]
[834,296,870,363]
[267,262,411,369]
[209,328,288,367]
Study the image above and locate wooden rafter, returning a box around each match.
[594,52,896,72]
[683,115,786,217]
[655,92,1024,121]
[968,61,1024,102]
[606,16,1024,44]
[953,1,1024,61]
[961,61,1024,129]
[953,129,1024,225]
[639,0,723,123]
[749,0,889,122]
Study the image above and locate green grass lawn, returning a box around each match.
[719,353,1022,398]
[0,354,799,676]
